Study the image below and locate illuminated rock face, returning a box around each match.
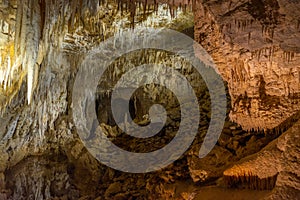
[194,0,300,131]
[192,1,300,199]
[223,119,300,199]
[0,0,299,199]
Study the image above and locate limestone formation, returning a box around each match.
[0,0,299,199]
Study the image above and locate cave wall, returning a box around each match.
[0,0,299,199]
[192,1,300,198]
[194,0,300,131]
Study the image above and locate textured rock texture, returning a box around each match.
[0,0,299,199]
[194,0,300,131]
[192,1,300,198]
[223,118,300,199]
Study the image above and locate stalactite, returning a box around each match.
[283,51,291,63]
[267,47,271,61]
[271,46,275,61]
[13,0,41,104]
[224,173,278,190]
[270,28,274,39]
[248,32,251,44]
[39,0,46,40]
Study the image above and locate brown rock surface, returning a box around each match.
[0,0,299,199]
[194,0,300,131]
[223,119,300,199]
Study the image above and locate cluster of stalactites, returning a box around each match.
[117,0,195,26]
[2,0,194,106]
[223,173,278,190]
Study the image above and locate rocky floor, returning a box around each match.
[1,118,299,199]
